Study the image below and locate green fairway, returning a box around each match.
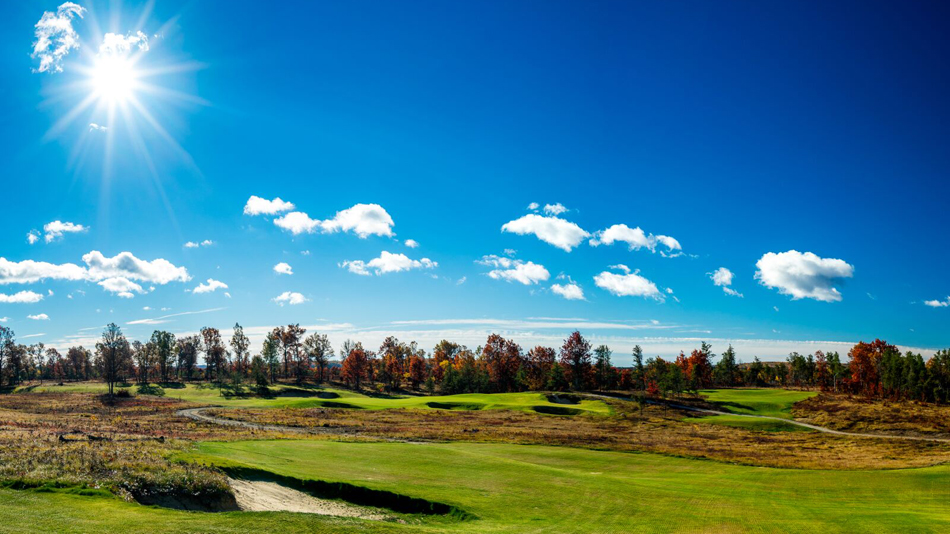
[4,439,943,533]
[20,382,610,414]
[682,388,817,431]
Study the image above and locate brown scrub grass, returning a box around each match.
[205,397,950,470]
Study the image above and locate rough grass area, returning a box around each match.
[793,393,950,438]
[23,382,610,414]
[203,401,950,469]
[186,439,950,533]
[677,389,816,432]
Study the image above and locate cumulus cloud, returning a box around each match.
[543,203,568,216]
[89,123,107,132]
[0,291,44,304]
[404,239,419,248]
[594,266,663,301]
[27,314,50,321]
[192,279,228,294]
[273,291,308,306]
[31,2,85,73]
[709,267,743,298]
[755,250,854,302]
[527,202,540,211]
[43,220,87,243]
[501,214,589,252]
[478,255,550,285]
[551,282,585,301]
[243,195,295,216]
[0,252,189,298]
[98,277,144,298]
[341,251,437,276]
[273,203,395,238]
[924,297,950,308]
[589,224,682,256]
[273,262,293,275]
[0,318,8,323]
[184,240,213,249]
[97,30,149,57]
[27,231,40,245]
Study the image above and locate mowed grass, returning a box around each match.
[683,389,817,432]
[20,382,610,415]
[1,439,944,533]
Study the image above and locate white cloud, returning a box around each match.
[341,251,437,276]
[184,239,213,249]
[83,251,190,285]
[755,250,854,302]
[31,2,85,73]
[590,224,682,256]
[456,276,467,285]
[0,318,8,323]
[709,267,743,298]
[27,231,40,245]
[501,214,589,252]
[527,202,540,211]
[43,220,87,243]
[142,306,151,311]
[478,255,550,285]
[243,195,295,216]
[543,203,568,216]
[89,123,107,132]
[594,267,664,301]
[551,283,585,301]
[184,242,199,248]
[98,277,144,298]
[0,291,44,304]
[127,307,224,326]
[192,279,228,294]
[273,203,395,238]
[27,314,50,321]
[273,211,320,235]
[0,252,189,298]
[273,262,293,275]
[97,31,149,57]
[404,239,419,248]
[273,291,308,306]
[924,297,950,308]
[319,203,395,238]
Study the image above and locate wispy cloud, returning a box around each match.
[126,307,226,326]
[31,2,86,73]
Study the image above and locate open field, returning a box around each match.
[1,439,943,534]
[21,382,610,414]
[0,386,948,532]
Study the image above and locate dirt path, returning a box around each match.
[596,394,950,443]
[228,478,392,519]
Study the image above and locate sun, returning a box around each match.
[91,55,138,103]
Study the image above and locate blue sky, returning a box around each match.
[1,1,948,362]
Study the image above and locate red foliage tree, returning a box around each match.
[560,331,592,390]
[341,346,370,390]
[482,334,523,392]
[846,339,896,397]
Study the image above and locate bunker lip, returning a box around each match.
[228,477,393,519]
[218,466,475,520]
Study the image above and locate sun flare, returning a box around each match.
[91,56,137,103]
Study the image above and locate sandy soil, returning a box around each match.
[228,478,392,520]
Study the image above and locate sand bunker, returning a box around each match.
[228,478,392,520]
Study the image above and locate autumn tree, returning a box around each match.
[847,339,896,398]
[200,327,226,382]
[150,330,176,383]
[66,346,91,381]
[407,353,427,389]
[341,344,370,389]
[560,331,592,391]
[96,323,130,398]
[481,334,523,393]
[230,323,250,378]
[525,346,556,390]
[593,345,613,390]
[304,333,333,383]
[176,336,199,380]
[432,340,460,383]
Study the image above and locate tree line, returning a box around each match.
[1,324,947,403]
